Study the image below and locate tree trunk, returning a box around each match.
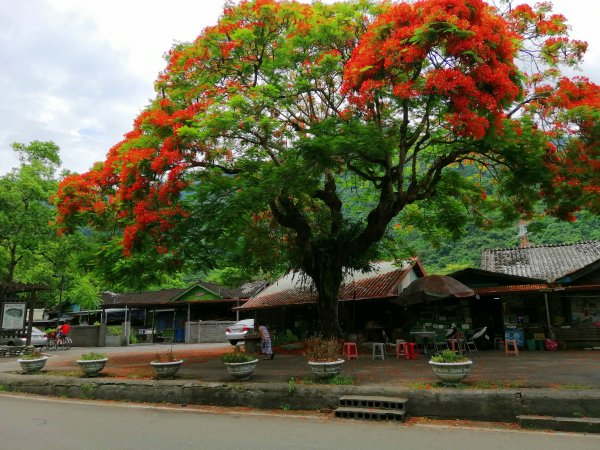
[5,243,18,282]
[306,254,344,338]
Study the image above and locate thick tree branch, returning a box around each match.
[312,172,343,234]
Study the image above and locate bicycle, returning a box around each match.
[44,332,57,351]
[44,333,72,350]
[55,335,72,350]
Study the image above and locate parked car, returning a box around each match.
[225,319,254,345]
[0,327,48,347]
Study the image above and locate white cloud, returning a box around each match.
[1,0,599,175]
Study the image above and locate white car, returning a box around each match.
[0,327,48,347]
[225,319,254,345]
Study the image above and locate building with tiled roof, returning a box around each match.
[237,260,425,311]
[235,260,427,340]
[93,280,268,344]
[451,241,600,348]
[100,288,187,307]
[100,280,268,308]
[480,241,600,283]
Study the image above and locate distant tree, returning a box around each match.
[0,141,60,282]
[55,1,599,336]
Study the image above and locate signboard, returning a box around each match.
[1,302,26,330]
[504,329,524,347]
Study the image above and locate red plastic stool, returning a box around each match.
[343,342,358,360]
[396,341,407,359]
[405,342,418,360]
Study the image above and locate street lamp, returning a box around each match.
[53,274,65,326]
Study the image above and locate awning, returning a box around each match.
[392,275,475,307]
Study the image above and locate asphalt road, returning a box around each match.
[1,394,599,450]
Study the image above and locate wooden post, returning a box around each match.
[26,291,36,346]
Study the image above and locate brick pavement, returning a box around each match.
[37,345,600,388]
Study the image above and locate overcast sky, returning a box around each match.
[1,0,599,175]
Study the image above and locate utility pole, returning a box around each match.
[53,274,65,326]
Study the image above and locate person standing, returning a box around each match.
[258,324,274,360]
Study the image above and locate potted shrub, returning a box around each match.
[77,351,109,377]
[17,348,48,374]
[429,349,473,385]
[105,325,123,347]
[150,348,183,379]
[220,348,259,380]
[305,336,344,379]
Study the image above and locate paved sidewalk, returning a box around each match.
[3,343,600,429]
[3,343,598,388]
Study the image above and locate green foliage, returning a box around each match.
[398,210,600,274]
[0,141,60,282]
[204,267,258,288]
[90,235,185,292]
[19,348,44,360]
[68,275,101,310]
[431,349,470,363]
[272,329,300,346]
[106,326,122,337]
[287,377,297,395]
[79,352,107,361]
[220,351,259,363]
[327,375,354,386]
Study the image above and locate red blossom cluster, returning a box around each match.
[343,0,520,138]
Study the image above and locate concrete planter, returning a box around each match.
[224,359,259,380]
[150,360,183,379]
[77,358,109,377]
[17,356,48,374]
[429,359,473,384]
[308,359,345,378]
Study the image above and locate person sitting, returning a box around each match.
[55,321,70,344]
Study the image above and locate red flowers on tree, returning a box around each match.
[54,0,599,337]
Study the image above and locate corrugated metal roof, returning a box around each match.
[480,241,600,283]
[101,289,186,306]
[100,280,268,307]
[474,284,550,295]
[237,261,415,311]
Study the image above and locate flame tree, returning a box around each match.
[54,0,599,336]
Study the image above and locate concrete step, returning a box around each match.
[335,406,406,422]
[338,395,408,411]
[518,415,600,434]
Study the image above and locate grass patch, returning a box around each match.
[551,383,593,390]
[327,375,354,385]
[126,373,147,379]
[404,380,529,390]
[81,383,98,398]
[287,375,353,386]
[466,380,498,389]
[37,370,80,377]
[405,382,434,390]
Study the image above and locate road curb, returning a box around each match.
[1,372,599,425]
[518,415,600,433]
